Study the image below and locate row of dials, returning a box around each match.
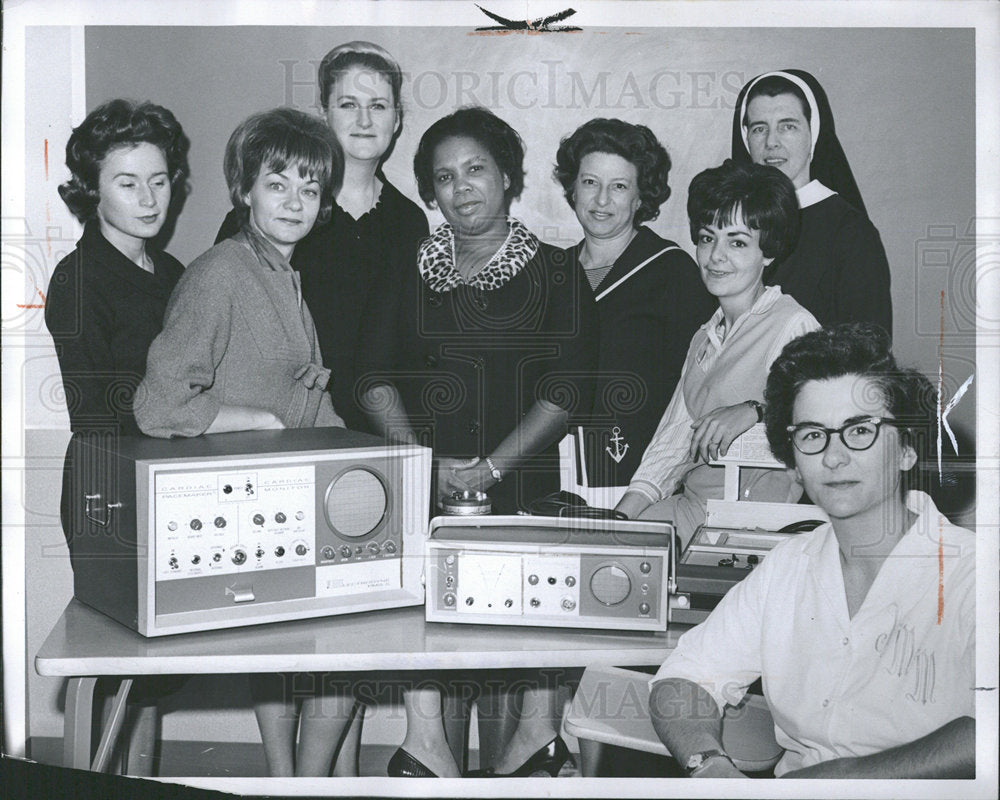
[317,539,398,562]
[164,510,308,532]
[165,542,311,571]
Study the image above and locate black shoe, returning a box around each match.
[387,747,438,777]
[466,736,572,777]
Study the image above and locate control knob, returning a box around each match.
[252,513,265,526]
[275,512,287,524]
[295,544,308,556]
[190,519,202,531]
[231,549,247,565]
[274,546,285,557]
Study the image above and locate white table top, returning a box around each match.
[36,600,682,676]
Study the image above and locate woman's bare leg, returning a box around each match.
[398,686,461,777]
[248,674,296,777]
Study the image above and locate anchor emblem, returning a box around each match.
[606,426,629,464]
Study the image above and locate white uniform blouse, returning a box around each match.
[652,491,976,775]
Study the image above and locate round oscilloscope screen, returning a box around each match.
[324,467,390,538]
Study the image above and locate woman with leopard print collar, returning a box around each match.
[362,106,598,778]
[365,106,598,516]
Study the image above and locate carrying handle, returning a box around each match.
[84,493,122,528]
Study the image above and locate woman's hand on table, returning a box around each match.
[691,757,747,779]
[688,402,758,463]
[615,490,652,520]
[434,457,484,504]
[254,410,286,430]
[205,406,286,434]
[452,459,500,495]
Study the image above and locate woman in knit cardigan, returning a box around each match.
[136,108,349,777]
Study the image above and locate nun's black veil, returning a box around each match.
[731,69,869,218]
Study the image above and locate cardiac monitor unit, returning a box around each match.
[65,428,430,636]
[425,514,675,631]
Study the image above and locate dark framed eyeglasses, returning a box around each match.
[786,416,900,455]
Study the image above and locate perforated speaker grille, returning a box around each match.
[325,468,388,537]
[589,564,631,606]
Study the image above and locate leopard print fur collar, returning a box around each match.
[418,217,539,292]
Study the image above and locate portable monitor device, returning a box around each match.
[425,515,675,631]
[671,425,829,624]
[66,428,431,636]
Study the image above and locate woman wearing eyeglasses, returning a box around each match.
[648,323,975,779]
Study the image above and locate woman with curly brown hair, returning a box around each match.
[554,118,715,502]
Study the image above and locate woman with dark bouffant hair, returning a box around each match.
[553,118,715,502]
[47,98,189,437]
[45,97,190,777]
[616,160,820,547]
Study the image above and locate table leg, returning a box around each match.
[90,678,133,772]
[63,677,99,769]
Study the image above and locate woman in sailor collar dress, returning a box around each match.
[554,118,716,503]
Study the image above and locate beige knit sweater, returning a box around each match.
[136,233,343,438]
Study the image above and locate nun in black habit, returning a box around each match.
[732,69,892,334]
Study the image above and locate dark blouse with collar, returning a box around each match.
[216,178,429,432]
[45,221,185,435]
[572,227,716,487]
[366,229,599,514]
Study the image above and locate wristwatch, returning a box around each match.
[685,749,735,776]
[746,399,765,423]
[485,456,503,483]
